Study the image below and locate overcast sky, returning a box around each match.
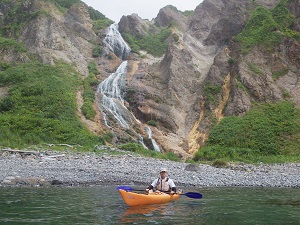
[81,0,203,23]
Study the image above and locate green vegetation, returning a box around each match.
[52,0,81,9]
[212,159,229,168]
[119,143,180,161]
[236,0,300,54]
[51,0,113,31]
[235,6,280,53]
[81,62,99,120]
[123,28,172,56]
[194,101,300,163]
[282,91,291,99]
[88,6,113,31]
[172,33,180,43]
[0,36,26,52]
[236,80,249,93]
[0,0,40,37]
[247,63,264,76]
[147,120,158,127]
[87,61,99,75]
[182,10,194,17]
[92,19,113,32]
[228,58,235,66]
[271,0,300,40]
[1,0,111,38]
[0,62,101,148]
[203,83,222,105]
[99,132,114,144]
[92,45,103,57]
[0,62,11,70]
[272,67,289,80]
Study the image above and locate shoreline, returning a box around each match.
[1,149,300,188]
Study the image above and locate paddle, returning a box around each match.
[116,186,202,199]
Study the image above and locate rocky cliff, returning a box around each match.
[1,0,299,159]
[117,0,299,157]
[1,0,99,76]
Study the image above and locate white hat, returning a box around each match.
[160,168,167,172]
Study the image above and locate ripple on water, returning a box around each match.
[0,186,300,225]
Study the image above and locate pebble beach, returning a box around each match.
[1,147,300,188]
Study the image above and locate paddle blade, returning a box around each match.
[116,186,134,191]
[183,192,202,199]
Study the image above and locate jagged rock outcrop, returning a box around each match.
[19,0,99,76]
[118,14,157,37]
[203,2,249,46]
[189,0,227,41]
[155,5,188,30]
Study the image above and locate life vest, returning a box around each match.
[155,177,170,192]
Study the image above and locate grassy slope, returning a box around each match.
[235,0,300,54]
[123,28,172,57]
[0,62,100,148]
[0,0,115,149]
[194,102,300,163]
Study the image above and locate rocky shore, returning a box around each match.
[0,147,300,188]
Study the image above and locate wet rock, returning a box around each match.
[3,180,12,184]
[51,180,63,185]
[185,164,200,172]
[4,176,16,180]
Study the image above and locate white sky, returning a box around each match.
[81,0,203,23]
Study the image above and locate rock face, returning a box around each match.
[189,0,228,41]
[155,5,188,30]
[19,0,99,76]
[117,0,299,158]
[118,14,157,37]
[202,2,249,46]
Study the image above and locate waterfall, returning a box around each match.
[138,135,149,149]
[98,23,161,151]
[104,23,131,60]
[97,61,130,129]
[145,127,161,152]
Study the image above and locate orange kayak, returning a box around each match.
[118,189,180,206]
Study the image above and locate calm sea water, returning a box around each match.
[0,186,299,225]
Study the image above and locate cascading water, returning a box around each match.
[104,23,131,60]
[97,61,130,129]
[98,23,161,151]
[145,126,161,152]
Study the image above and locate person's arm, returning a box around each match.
[146,178,158,192]
[168,179,176,193]
[147,185,154,190]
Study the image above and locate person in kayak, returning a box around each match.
[146,168,177,194]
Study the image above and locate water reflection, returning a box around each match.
[121,203,174,223]
[119,198,206,224]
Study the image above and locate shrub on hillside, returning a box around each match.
[0,62,101,148]
[122,28,172,57]
[194,101,300,162]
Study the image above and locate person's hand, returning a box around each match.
[145,188,149,193]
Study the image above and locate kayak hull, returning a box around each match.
[118,189,180,206]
